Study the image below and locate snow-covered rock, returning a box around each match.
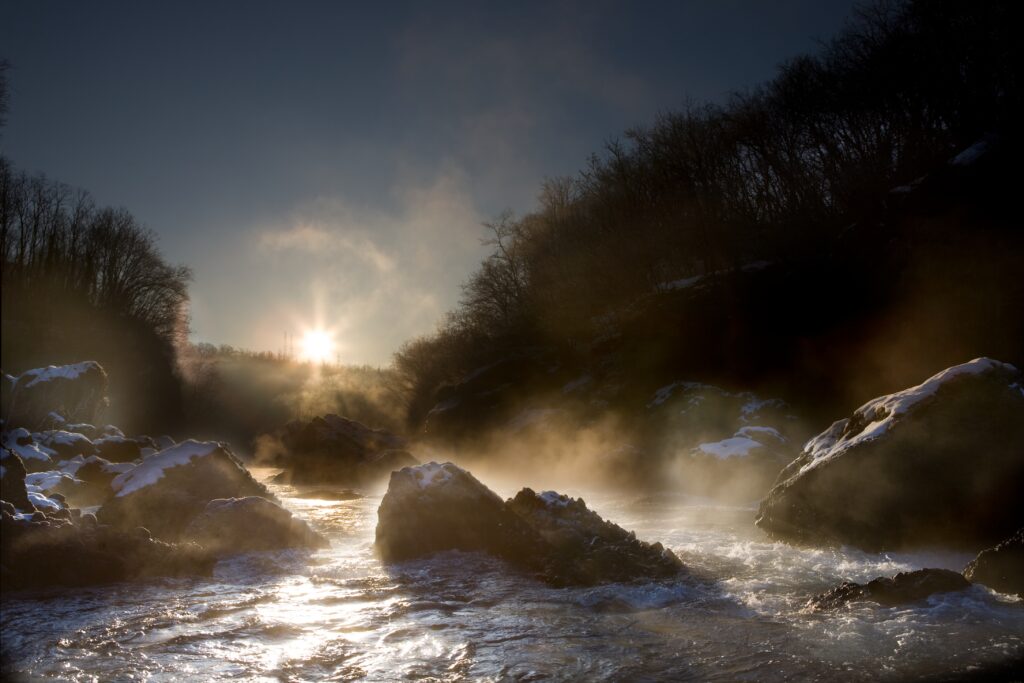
[0,449,35,512]
[756,358,1024,550]
[32,429,96,459]
[2,428,56,472]
[97,440,274,541]
[5,361,108,429]
[184,497,327,555]
[963,528,1024,597]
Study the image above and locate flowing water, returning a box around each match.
[2,471,1022,681]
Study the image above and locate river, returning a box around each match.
[2,470,1022,681]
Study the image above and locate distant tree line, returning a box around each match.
[395,0,1022,425]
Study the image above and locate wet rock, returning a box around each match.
[806,568,970,610]
[4,361,108,429]
[375,462,685,586]
[184,497,327,555]
[1,509,215,590]
[94,435,142,463]
[272,414,416,486]
[963,528,1024,597]
[375,462,543,568]
[0,449,36,512]
[756,358,1024,551]
[97,440,275,541]
[508,488,684,586]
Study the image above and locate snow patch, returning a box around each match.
[950,138,990,166]
[2,429,55,462]
[539,490,571,508]
[26,491,63,511]
[409,462,457,489]
[25,470,78,492]
[695,436,763,459]
[800,358,1017,474]
[110,440,222,497]
[19,361,100,389]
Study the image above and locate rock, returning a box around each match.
[155,435,176,450]
[375,462,543,569]
[756,358,1024,550]
[184,497,327,555]
[963,528,1024,597]
[806,568,970,610]
[94,435,142,463]
[273,414,416,486]
[1,449,36,513]
[96,440,275,541]
[683,426,794,503]
[507,488,684,586]
[2,428,55,472]
[31,430,96,459]
[53,456,130,507]
[64,422,99,439]
[0,509,215,590]
[375,462,685,586]
[4,362,108,429]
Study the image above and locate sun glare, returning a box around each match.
[299,329,335,364]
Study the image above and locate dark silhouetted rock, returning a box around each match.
[1,449,35,513]
[94,435,142,463]
[1,509,215,590]
[375,462,684,586]
[274,414,416,486]
[5,362,108,429]
[184,497,326,555]
[963,528,1024,597]
[756,358,1024,551]
[508,488,684,586]
[97,440,275,541]
[806,568,970,609]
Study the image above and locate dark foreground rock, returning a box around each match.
[806,568,970,610]
[375,462,684,586]
[508,488,684,585]
[97,440,275,541]
[1,450,35,512]
[963,528,1024,597]
[271,414,417,486]
[756,358,1024,551]
[184,497,327,555]
[1,509,215,589]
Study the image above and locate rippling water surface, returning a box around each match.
[3,471,1022,681]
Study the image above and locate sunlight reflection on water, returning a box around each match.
[1,470,1022,681]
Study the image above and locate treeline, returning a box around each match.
[395,0,1022,425]
[0,157,191,432]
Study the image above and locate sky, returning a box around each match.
[1,0,857,365]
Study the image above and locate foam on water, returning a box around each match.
[2,473,1021,681]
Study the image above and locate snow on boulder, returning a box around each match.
[97,440,275,541]
[33,429,96,459]
[2,428,56,472]
[184,497,327,555]
[507,488,684,586]
[5,361,108,429]
[1,449,35,513]
[375,462,543,568]
[53,455,129,507]
[756,358,1024,551]
[963,528,1024,597]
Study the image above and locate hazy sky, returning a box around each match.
[1,0,856,365]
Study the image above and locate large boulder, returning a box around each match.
[4,362,108,429]
[507,488,684,586]
[756,358,1024,550]
[375,462,685,586]
[94,435,142,463]
[184,497,327,555]
[273,414,416,486]
[51,456,132,507]
[96,440,274,541]
[1,509,215,590]
[375,462,543,569]
[806,568,970,610]
[0,449,35,513]
[963,528,1024,597]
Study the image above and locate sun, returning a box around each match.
[299,329,335,364]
